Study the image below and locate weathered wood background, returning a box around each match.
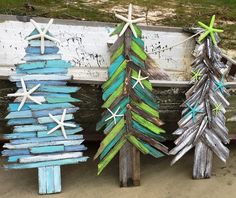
[0,15,235,141]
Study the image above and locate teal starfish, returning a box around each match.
[198,15,223,45]
[213,103,222,115]
[191,69,202,81]
[186,102,204,122]
[214,77,225,92]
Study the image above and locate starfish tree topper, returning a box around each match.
[115,4,145,38]
[26,19,60,54]
[7,78,42,111]
[198,15,223,45]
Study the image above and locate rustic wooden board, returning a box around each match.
[0,15,195,82]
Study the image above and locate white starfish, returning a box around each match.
[115,4,145,38]
[47,109,76,139]
[7,78,42,111]
[26,19,60,54]
[105,107,124,124]
[132,70,148,89]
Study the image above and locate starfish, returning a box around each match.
[105,107,124,124]
[47,109,76,139]
[115,4,145,38]
[7,78,42,111]
[214,77,225,92]
[213,103,222,115]
[198,15,223,45]
[26,19,60,54]
[191,69,202,81]
[132,70,149,89]
[186,102,204,122]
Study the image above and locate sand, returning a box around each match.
[1,144,236,198]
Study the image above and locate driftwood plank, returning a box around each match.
[119,142,140,187]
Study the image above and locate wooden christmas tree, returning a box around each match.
[170,15,230,179]
[94,4,169,185]
[2,19,88,194]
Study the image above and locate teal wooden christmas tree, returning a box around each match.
[94,4,169,177]
[2,19,88,194]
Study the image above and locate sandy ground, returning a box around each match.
[1,143,236,198]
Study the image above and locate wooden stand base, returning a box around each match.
[119,142,140,187]
[193,141,213,179]
[38,166,61,194]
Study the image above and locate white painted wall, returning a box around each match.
[0,16,195,82]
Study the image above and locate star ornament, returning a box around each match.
[47,109,76,139]
[186,102,204,122]
[105,107,124,124]
[26,19,60,54]
[115,4,145,38]
[132,70,148,89]
[214,77,225,93]
[7,78,42,111]
[198,15,223,45]
[191,69,202,81]
[213,103,222,115]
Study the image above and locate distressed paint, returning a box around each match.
[0,15,195,82]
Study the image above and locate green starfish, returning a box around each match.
[191,69,202,81]
[213,103,222,115]
[198,15,223,45]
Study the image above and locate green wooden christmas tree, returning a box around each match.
[94,4,169,182]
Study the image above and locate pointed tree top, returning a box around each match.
[198,15,223,45]
[115,4,145,38]
[26,18,60,54]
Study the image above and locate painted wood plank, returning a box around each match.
[5,110,32,119]
[29,85,79,93]
[7,118,37,125]
[4,140,84,149]
[20,152,83,163]
[37,127,83,137]
[53,166,62,194]
[9,74,71,82]
[46,166,55,194]
[29,103,74,111]
[3,132,36,139]
[8,155,30,163]
[46,96,80,103]
[30,145,65,154]
[23,54,62,61]
[16,60,72,70]
[25,46,59,54]
[13,96,46,103]
[38,167,47,194]
[8,103,31,111]
[16,80,67,87]
[37,114,74,124]
[64,145,87,152]
[33,107,79,117]
[13,125,47,133]
[10,135,83,144]
[17,67,68,74]
[29,40,57,47]
[2,149,30,156]
[5,157,89,169]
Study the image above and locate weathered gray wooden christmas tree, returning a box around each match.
[2,19,88,194]
[170,15,230,179]
[95,4,169,186]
